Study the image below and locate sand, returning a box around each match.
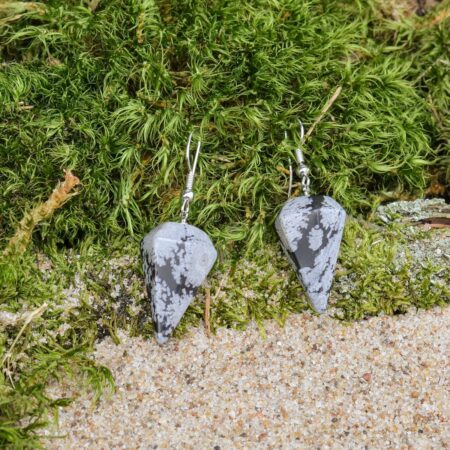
[45,306,449,449]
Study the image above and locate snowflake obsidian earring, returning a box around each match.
[141,133,217,344]
[275,121,346,313]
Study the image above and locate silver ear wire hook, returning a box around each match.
[284,119,311,196]
[181,132,201,223]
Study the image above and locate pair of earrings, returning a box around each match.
[141,122,346,344]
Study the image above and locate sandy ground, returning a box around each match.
[44,306,449,449]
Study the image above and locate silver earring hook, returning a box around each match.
[181,132,202,223]
[185,131,201,174]
[284,119,311,197]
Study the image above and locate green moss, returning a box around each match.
[0,253,114,449]
[1,0,448,249]
[38,219,448,345]
[334,219,449,319]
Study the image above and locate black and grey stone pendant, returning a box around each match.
[275,195,346,313]
[141,221,217,344]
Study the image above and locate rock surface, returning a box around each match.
[141,222,217,344]
[275,195,346,313]
[376,198,450,224]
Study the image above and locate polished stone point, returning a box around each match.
[275,195,346,313]
[141,222,217,344]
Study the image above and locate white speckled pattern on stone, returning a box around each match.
[275,195,346,312]
[141,222,217,344]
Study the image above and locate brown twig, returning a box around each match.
[304,86,342,142]
[3,170,80,256]
[416,217,450,228]
[204,286,212,337]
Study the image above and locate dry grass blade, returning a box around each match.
[0,1,45,25]
[3,170,80,256]
[304,86,342,141]
[1,303,48,384]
